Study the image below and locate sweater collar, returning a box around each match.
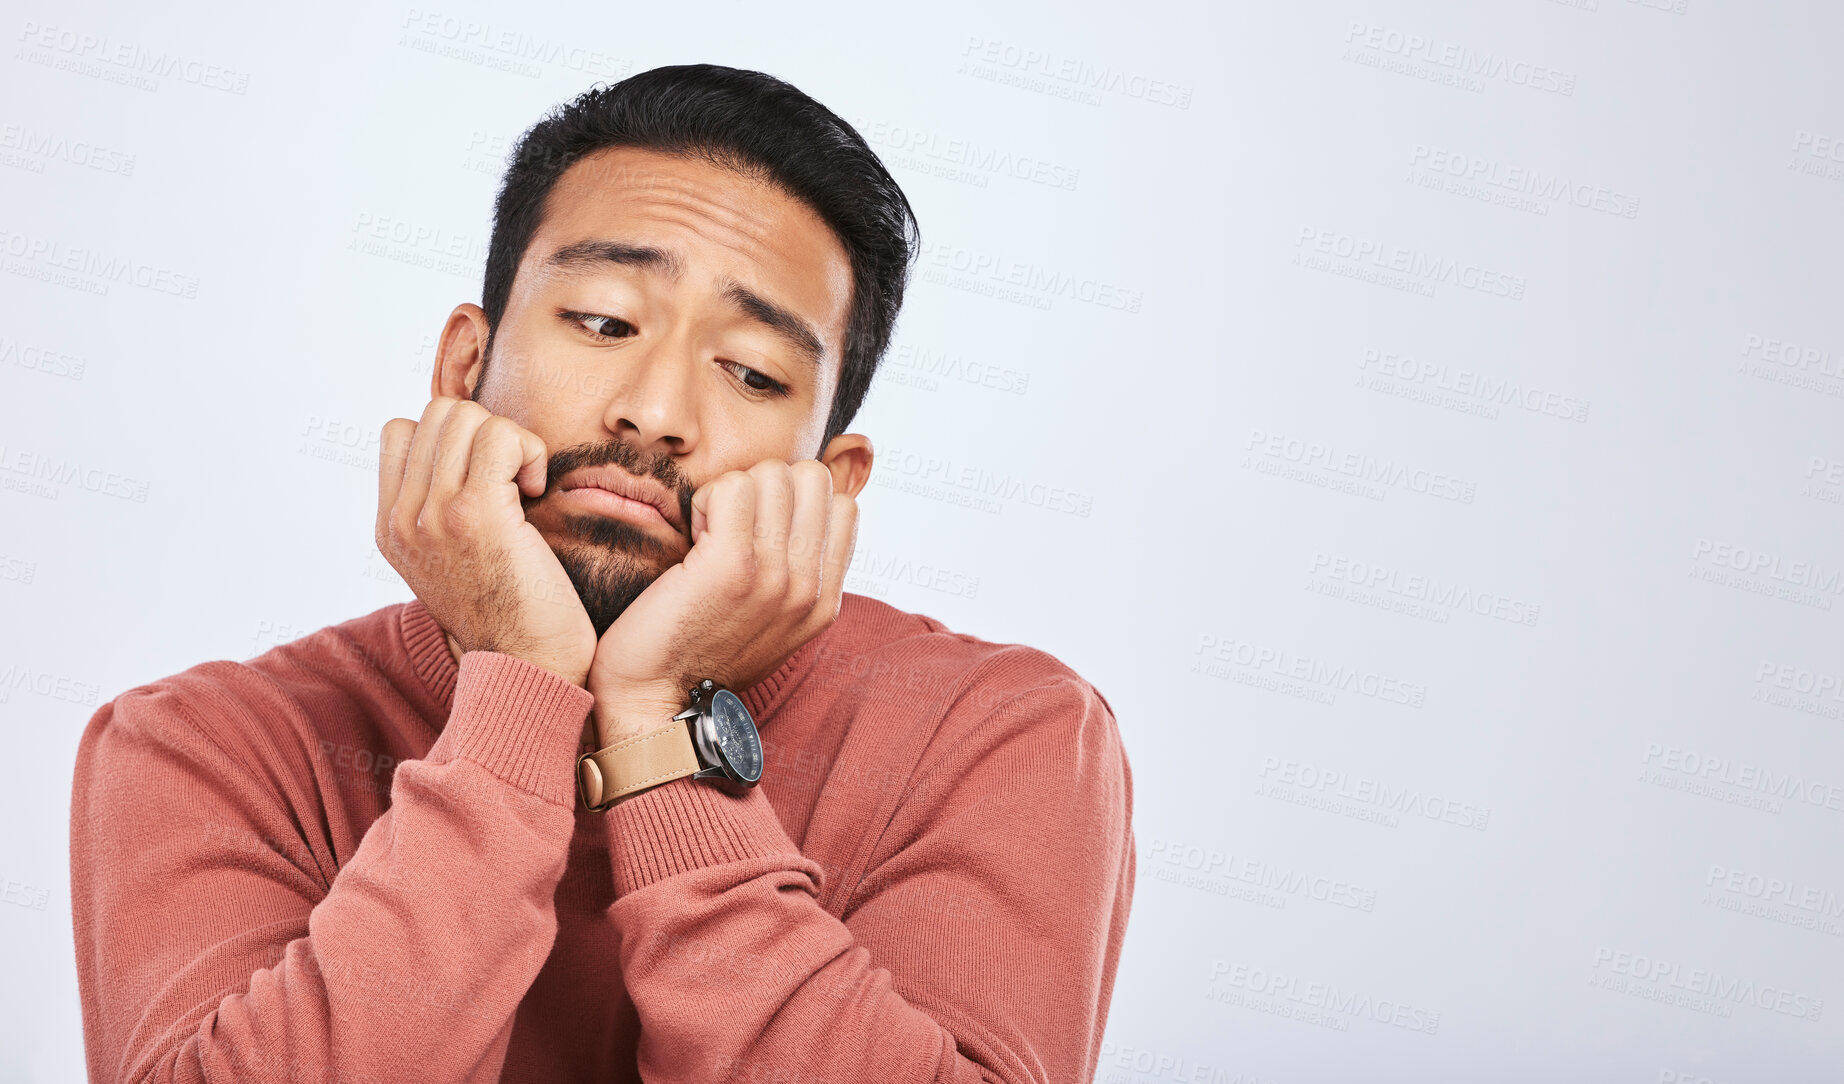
[398,596,822,723]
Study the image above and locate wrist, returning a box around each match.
[590,683,687,748]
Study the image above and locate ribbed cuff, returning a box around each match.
[425,651,597,807]
[606,779,800,896]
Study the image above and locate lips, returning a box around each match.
[556,466,683,533]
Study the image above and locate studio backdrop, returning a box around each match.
[3,0,1842,1079]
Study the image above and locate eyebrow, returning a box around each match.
[543,239,826,373]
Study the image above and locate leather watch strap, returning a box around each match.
[577,718,700,811]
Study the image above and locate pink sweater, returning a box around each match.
[69,591,1133,1082]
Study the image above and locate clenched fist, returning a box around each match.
[376,397,596,686]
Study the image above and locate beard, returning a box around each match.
[524,438,697,639]
[550,512,670,638]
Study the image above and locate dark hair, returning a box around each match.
[480,64,920,453]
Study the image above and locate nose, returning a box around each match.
[600,325,701,455]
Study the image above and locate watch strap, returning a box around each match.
[577,718,700,811]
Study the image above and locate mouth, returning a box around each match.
[553,466,684,534]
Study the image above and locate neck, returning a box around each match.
[444,630,464,667]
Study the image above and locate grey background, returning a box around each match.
[2,0,1841,1080]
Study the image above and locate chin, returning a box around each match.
[552,541,665,638]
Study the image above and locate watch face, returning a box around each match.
[710,689,763,783]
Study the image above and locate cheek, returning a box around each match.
[694,409,818,480]
[482,346,610,423]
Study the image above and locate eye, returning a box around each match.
[719,360,791,398]
[563,311,636,339]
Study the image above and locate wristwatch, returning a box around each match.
[576,679,764,811]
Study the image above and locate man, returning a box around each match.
[69,64,1133,1083]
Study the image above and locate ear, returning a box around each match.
[818,433,874,498]
[432,304,492,400]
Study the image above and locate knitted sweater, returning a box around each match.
[69,591,1134,1082]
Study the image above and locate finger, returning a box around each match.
[690,470,759,582]
[424,400,490,515]
[466,415,550,502]
[747,459,795,584]
[376,417,417,539]
[814,492,858,622]
[397,397,461,528]
[787,460,833,604]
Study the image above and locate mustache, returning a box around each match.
[525,438,697,534]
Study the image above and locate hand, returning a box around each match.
[586,458,858,745]
[376,397,597,686]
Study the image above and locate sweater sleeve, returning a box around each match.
[68,651,597,1084]
[604,674,1135,1084]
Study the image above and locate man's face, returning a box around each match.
[431,145,863,636]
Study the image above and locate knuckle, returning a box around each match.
[710,470,749,501]
[440,495,477,535]
[470,418,511,461]
[387,509,420,548]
